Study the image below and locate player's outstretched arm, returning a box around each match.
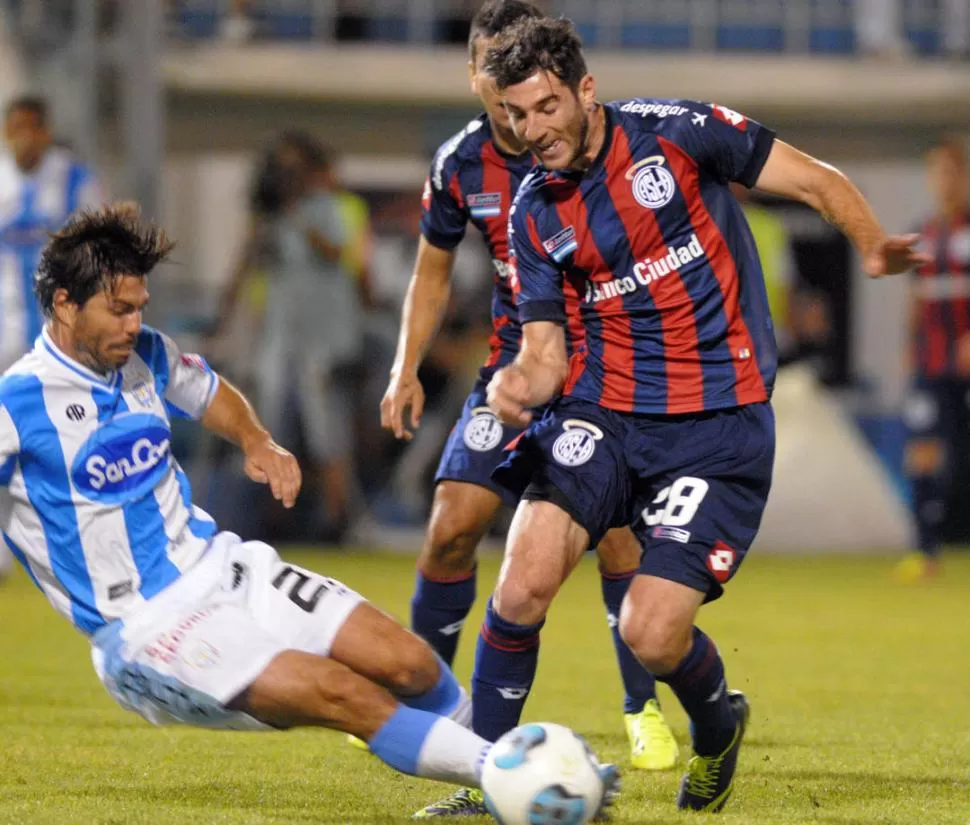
[753,140,932,277]
[487,320,567,427]
[381,238,456,440]
[201,377,302,508]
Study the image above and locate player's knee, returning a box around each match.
[906,438,945,476]
[422,515,480,573]
[383,633,440,696]
[619,603,692,674]
[493,576,555,626]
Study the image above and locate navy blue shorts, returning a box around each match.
[434,378,529,508]
[903,378,970,447]
[492,397,775,601]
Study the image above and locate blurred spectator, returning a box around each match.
[897,136,970,582]
[854,0,907,57]
[219,0,254,42]
[0,94,103,579]
[216,132,365,542]
[943,0,970,57]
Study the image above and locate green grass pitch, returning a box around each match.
[0,549,968,825]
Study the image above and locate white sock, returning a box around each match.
[416,717,491,786]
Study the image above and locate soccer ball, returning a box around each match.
[481,722,608,825]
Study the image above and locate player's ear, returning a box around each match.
[52,288,77,328]
[578,75,596,112]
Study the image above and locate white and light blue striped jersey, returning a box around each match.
[0,148,103,369]
[0,325,219,634]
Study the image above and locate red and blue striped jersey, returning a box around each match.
[911,212,970,379]
[509,99,778,415]
[420,115,536,375]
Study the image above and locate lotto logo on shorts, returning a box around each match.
[463,407,504,452]
[706,541,737,583]
[552,420,604,467]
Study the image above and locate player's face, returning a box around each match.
[927,147,968,215]
[70,275,150,373]
[470,38,514,132]
[502,70,596,170]
[4,108,51,172]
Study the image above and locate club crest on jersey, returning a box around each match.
[627,156,676,210]
[463,406,504,452]
[468,192,502,219]
[542,226,578,263]
[71,413,172,504]
[552,419,604,467]
[131,381,154,408]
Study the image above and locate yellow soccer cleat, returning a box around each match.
[412,787,487,818]
[893,552,941,584]
[346,733,370,751]
[625,698,679,771]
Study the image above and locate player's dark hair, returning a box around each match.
[35,202,174,317]
[5,94,48,125]
[468,0,545,64]
[484,16,587,93]
[278,130,331,171]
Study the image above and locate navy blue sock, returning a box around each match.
[471,598,544,742]
[911,476,945,558]
[410,567,477,667]
[655,627,735,756]
[601,569,657,714]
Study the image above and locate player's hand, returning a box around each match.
[863,234,932,277]
[380,369,425,441]
[487,365,533,427]
[243,435,302,509]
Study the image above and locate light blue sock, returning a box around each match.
[368,705,490,786]
[400,654,463,717]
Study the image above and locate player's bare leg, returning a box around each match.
[620,575,748,812]
[230,651,489,787]
[412,481,502,664]
[473,499,589,741]
[595,528,678,771]
[330,601,471,724]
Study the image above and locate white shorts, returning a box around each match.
[90,532,364,730]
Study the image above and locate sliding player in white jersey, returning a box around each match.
[0,203,516,795]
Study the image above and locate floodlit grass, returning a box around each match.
[1,549,968,824]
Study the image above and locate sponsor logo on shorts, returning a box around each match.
[652,525,691,544]
[463,406,504,452]
[182,640,221,670]
[552,419,603,467]
[145,606,221,665]
[706,541,737,583]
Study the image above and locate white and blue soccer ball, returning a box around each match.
[480,722,609,825]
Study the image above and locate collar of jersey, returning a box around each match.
[38,328,121,391]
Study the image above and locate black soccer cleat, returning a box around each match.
[676,690,749,813]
